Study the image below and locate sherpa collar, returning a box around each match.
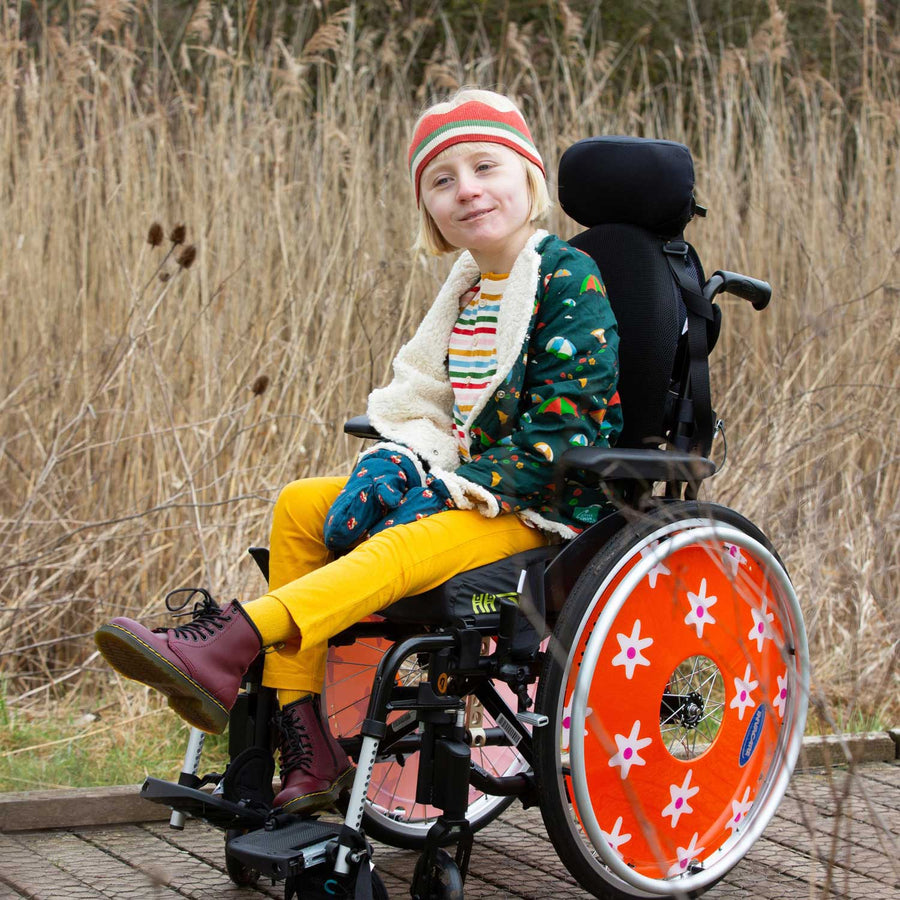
[366,229,549,469]
[405,228,547,434]
[458,230,547,438]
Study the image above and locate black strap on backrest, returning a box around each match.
[663,240,715,457]
[569,224,684,449]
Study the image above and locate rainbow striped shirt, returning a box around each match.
[448,272,507,458]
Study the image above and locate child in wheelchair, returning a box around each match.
[95,88,622,820]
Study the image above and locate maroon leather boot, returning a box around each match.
[273,695,356,814]
[94,597,262,734]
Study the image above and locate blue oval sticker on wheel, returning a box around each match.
[739,705,766,766]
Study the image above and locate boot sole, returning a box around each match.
[95,624,229,734]
[279,766,357,816]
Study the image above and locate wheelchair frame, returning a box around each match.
[138,136,809,899]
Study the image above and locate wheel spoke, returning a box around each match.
[659,654,724,759]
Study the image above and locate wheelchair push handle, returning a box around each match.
[704,269,772,310]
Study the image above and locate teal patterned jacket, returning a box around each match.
[367,231,621,538]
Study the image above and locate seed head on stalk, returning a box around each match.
[147,222,164,247]
[177,245,196,268]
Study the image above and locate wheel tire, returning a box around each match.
[412,848,464,900]
[325,636,524,850]
[224,828,260,887]
[371,868,389,900]
[534,502,808,899]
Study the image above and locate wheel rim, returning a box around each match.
[324,635,528,837]
[567,522,808,895]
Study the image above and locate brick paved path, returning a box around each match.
[0,762,897,899]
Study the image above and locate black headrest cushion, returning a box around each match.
[558,136,696,237]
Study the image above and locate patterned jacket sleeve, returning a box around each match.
[451,245,621,514]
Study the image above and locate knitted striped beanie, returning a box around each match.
[408,99,545,204]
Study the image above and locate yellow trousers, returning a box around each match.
[256,476,548,691]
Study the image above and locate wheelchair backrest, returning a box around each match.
[558,136,708,451]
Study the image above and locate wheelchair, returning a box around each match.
[140,136,809,900]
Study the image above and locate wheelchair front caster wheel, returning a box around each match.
[412,848,464,900]
[224,828,260,887]
[371,869,390,900]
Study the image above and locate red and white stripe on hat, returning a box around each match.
[408,100,544,203]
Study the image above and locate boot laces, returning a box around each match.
[157,587,232,642]
[275,707,315,776]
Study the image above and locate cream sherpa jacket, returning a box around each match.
[367,230,622,538]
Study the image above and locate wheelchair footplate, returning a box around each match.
[227,818,341,878]
[140,776,268,830]
[228,818,383,900]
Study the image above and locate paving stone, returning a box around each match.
[82,822,278,898]
[791,769,900,827]
[0,829,183,899]
[858,761,900,790]
[3,761,898,899]
[781,771,900,881]
[472,842,587,898]
[716,856,813,899]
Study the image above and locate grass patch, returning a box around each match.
[0,678,893,792]
[0,683,229,793]
[804,698,896,738]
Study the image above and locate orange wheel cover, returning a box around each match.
[563,538,795,877]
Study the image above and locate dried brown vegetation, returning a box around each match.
[0,1,897,751]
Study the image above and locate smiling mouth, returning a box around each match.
[460,208,494,222]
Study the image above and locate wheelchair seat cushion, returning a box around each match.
[382,545,560,625]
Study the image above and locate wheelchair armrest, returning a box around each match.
[560,446,716,482]
[343,414,382,440]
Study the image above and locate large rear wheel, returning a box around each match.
[534,502,808,899]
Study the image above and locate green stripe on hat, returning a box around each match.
[409,119,538,173]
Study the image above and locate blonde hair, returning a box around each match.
[411,90,551,256]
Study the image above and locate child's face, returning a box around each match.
[420,144,533,268]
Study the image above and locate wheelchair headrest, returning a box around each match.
[558,136,696,238]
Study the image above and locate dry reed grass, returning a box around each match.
[0,2,897,743]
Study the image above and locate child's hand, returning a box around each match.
[323,447,423,551]
[367,475,455,538]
